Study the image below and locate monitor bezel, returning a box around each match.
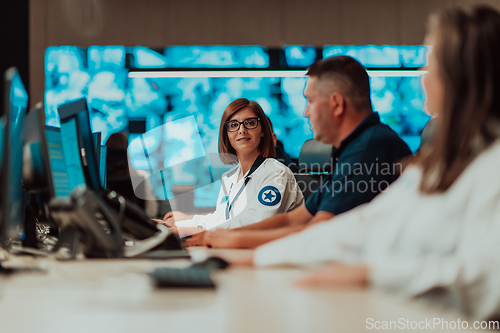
[58,98,102,193]
[0,67,29,248]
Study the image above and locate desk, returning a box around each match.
[0,248,491,333]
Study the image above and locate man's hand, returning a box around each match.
[202,229,242,249]
[177,226,203,238]
[295,263,370,288]
[183,231,206,247]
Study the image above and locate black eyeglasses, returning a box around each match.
[224,117,260,132]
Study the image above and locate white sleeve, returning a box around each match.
[254,205,369,266]
[211,167,303,230]
[369,198,500,320]
[253,171,417,266]
[369,242,500,320]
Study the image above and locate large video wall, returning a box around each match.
[45,45,430,209]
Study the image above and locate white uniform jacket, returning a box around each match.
[254,141,500,320]
[175,158,304,230]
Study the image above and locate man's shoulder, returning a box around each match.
[353,122,410,154]
[363,121,405,144]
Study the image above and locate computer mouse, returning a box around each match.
[192,256,229,270]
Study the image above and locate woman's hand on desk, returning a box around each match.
[152,218,176,228]
[295,263,370,288]
[162,211,194,227]
[152,219,179,234]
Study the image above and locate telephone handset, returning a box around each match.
[103,190,185,252]
[50,187,183,259]
[69,187,124,258]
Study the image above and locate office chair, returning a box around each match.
[294,139,334,200]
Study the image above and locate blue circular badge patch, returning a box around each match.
[258,186,281,206]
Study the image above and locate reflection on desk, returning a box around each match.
[0,248,492,333]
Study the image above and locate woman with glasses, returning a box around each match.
[161,98,303,237]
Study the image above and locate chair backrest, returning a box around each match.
[420,118,437,149]
[298,139,334,173]
[295,139,334,201]
[294,173,329,201]
[106,176,146,210]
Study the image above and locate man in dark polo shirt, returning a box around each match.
[185,56,411,248]
[306,111,411,216]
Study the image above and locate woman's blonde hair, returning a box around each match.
[418,6,500,193]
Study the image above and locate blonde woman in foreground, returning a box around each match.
[235,6,500,320]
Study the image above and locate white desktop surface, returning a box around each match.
[0,248,490,333]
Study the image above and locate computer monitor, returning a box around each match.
[0,118,4,169]
[45,126,88,200]
[128,120,146,134]
[23,103,55,197]
[0,68,29,248]
[100,145,107,188]
[91,131,109,189]
[58,98,101,192]
[93,131,101,169]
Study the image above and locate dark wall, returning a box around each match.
[0,0,29,116]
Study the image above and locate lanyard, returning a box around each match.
[225,156,266,220]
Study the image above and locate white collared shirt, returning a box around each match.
[254,141,500,320]
[175,158,303,230]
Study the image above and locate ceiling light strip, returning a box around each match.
[128,70,427,78]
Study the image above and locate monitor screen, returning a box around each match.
[1,68,29,246]
[46,124,89,200]
[58,98,101,192]
[99,145,107,188]
[60,118,87,192]
[46,128,72,199]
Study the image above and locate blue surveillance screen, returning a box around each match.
[46,119,87,200]
[44,45,431,209]
[46,128,73,199]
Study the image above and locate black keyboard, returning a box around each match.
[134,249,190,259]
[150,267,215,288]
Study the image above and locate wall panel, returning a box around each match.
[47,0,105,46]
[220,0,281,45]
[340,0,399,44]
[400,0,453,44]
[100,0,165,46]
[29,0,48,107]
[165,0,227,45]
[283,0,342,45]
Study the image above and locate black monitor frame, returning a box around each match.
[23,103,55,198]
[0,67,29,248]
[58,98,101,193]
[93,131,101,170]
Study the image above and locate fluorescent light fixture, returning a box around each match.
[128,70,427,79]
[368,70,427,77]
